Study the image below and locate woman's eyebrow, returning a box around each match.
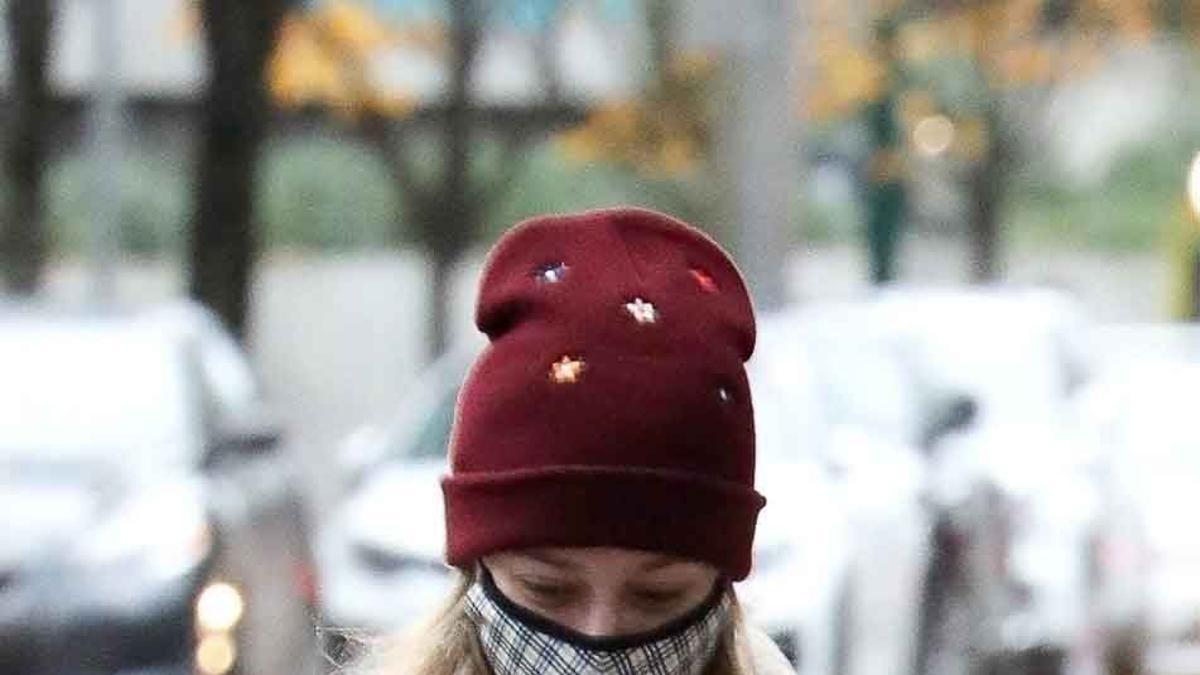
[640,556,691,572]
[523,551,581,570]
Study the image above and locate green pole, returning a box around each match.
[862,17,906,285]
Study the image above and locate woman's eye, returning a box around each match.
[521,582,574,603]
[631,589,685,607]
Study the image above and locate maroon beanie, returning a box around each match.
[441,207,765,580]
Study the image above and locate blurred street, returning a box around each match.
[35,242,1164,675]
[5,2,1200,675]
[39,238,1167,512]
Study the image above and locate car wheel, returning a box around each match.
[1102,625,1146,675]
[913,514,972,675]
[832,582,854,675]
[976,645,1067,675]
[1015,645,1068,675]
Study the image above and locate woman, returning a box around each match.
[370,207,794,675]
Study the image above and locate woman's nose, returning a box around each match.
[575,603,633,638]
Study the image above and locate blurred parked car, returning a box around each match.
[315,340,854,672]
[315,307,959,675]
[756,303,972,675]
[871,287,1102,675]
[1076,334,1200,675]
[0,301,314,675]
[751,310,934,675]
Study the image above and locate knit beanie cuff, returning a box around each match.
[442,465,766,580]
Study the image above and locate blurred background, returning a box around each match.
[3,1,1200,675]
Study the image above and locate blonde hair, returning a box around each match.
[355,569,759,675]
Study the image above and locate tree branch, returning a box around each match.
[472,126,532,211]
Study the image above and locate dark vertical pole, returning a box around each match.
[189,0,290,341]
[862,15,906,285]
[1,0,54,294]
[421,0,481,360]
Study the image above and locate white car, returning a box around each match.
[316,309,939,675]
[1076,332,1200,675]
[314,342,849,669]
[744,322,855,674]
[754,288,1103,675]
[0,300,311,675]
[755,305,952,675]
[868,287,1102,675]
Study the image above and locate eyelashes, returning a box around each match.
[516,578,688,612]
[631,588,680,604]
[522,581,574,606]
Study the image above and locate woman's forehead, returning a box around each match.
[497,547,707,573]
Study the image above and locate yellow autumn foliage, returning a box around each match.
[897,89,938,128]
[805,0,1191,124]
[806,37,886,120]
[271,16,345,108]
[237,0,1200,179]
[320,0,394,53]
[951,116,991,163]
[898,21,946,64]
[267,0,422,118]
[994,43,1056,86]
[557,50,716,177]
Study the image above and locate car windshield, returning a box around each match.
[407,385,457,461]
[748,329,828,464]
[882,292,1086,429]
[0,321,201,470]
[905,321,1075,428]
[804,332,923,446]
[1113,374,1200,471]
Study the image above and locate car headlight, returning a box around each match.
[193,580,245,675]
[72,483,212,576]
[196,580,245,633]
[195,631,238,675]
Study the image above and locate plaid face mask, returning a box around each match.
[465,566,731,675]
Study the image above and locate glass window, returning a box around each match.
[0,322,201,470]
[406,386,459,461]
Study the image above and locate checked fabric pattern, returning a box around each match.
[465,575,731,675]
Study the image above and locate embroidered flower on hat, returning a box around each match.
[550,356,585,384]
[445,208,765,582]
[689,267,718,293]
[533,262,568,284]
[624,298,658,325]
